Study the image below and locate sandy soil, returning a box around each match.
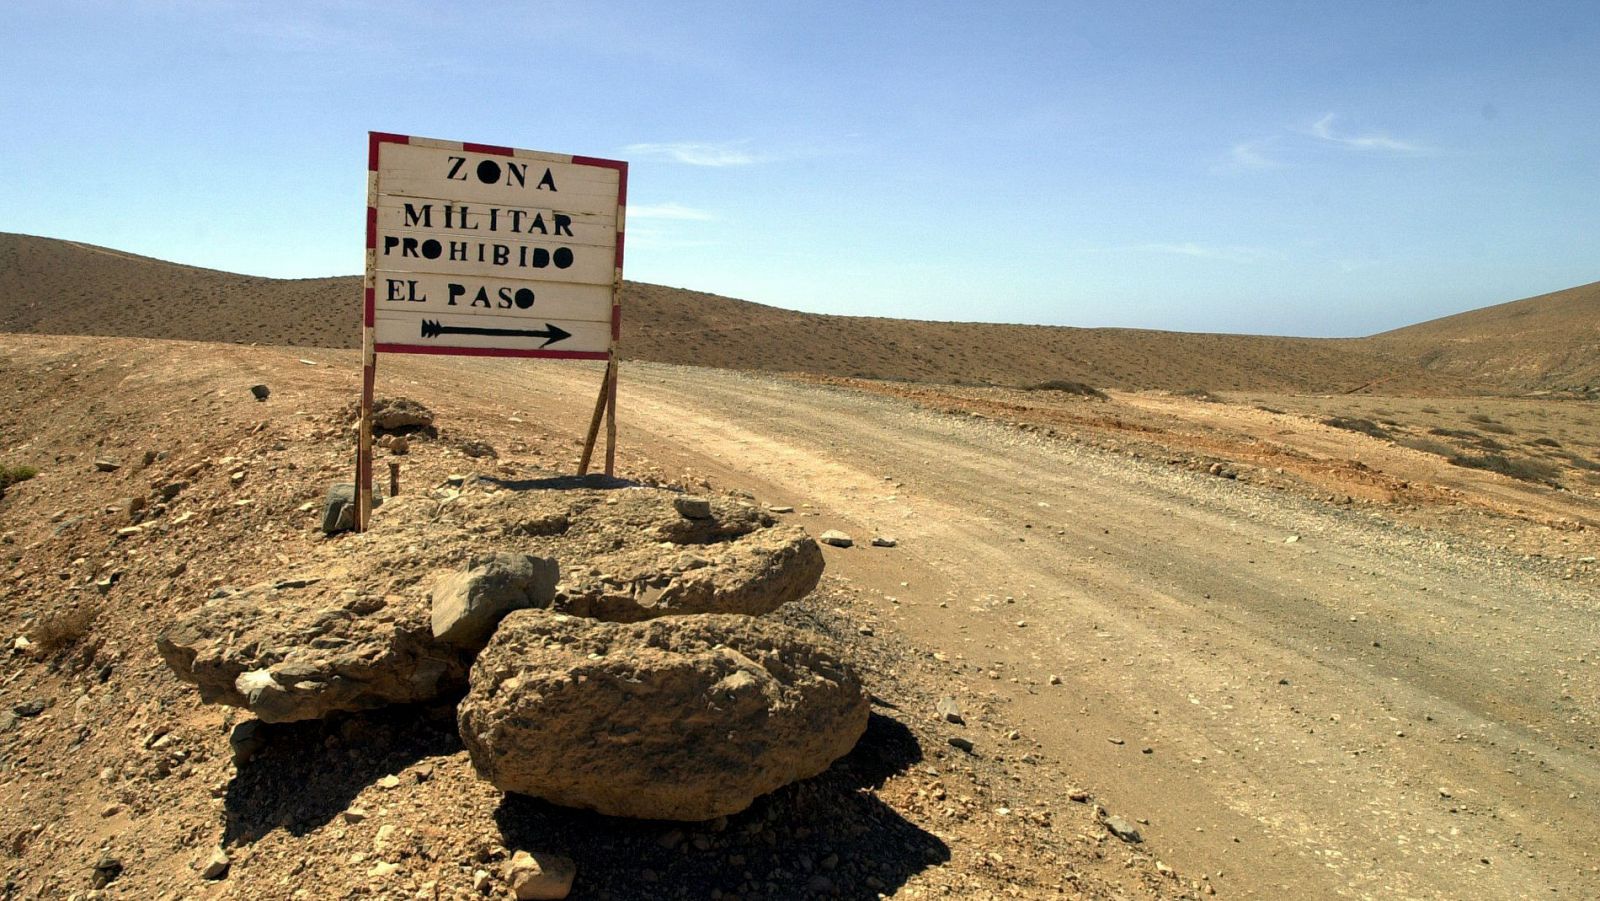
[3,334,1598,898]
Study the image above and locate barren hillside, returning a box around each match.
[1350,280,1600,390]
[1,232,1469,395]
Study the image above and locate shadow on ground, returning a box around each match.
[493,712,947,900]
[481,474,639,492]
[221,702,463,844]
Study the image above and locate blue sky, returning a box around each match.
[3,1,1597,337]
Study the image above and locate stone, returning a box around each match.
[90,855,123,888]
[368,397,436,434]
[431,553,559,650]
[201,848,230,880]
[935,697,964,725]
[1102,814,1143,843]
[503,850,576,900]
[157,581,469,723]
[871,536,897,548]
[819,530,853,548]
[13,698,45,717]
[322,484,355,535]
[672,496,713,520]
[93,459,121,473]
[342,807,369,824]
[558,524,823,623]
[947,736,975,754]
[459,612,870,821]
[229,720,267,765]
[249,384,270,401]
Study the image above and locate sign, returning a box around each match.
[355,133,628,530]
[365,133,626,358]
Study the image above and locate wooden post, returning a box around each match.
[604,354,618,477]
[577,357,613,476]
[356,326,375,531]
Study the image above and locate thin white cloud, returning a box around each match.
[1307,113,1427,153]
[1230,138,1281,169]
[1083,243,1263,264]
[627,203,714,221]
[626,141,756,166]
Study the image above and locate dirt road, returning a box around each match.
[439,357,1600,899]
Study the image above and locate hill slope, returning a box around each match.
[0,231,1499,394]
[1350,280,1600,390]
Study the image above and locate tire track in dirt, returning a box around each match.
[514,361,1600,899]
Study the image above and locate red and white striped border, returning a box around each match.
[363,131,627,361]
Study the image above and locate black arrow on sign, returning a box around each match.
[420,319,573,348]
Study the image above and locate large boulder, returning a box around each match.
[458,611,870,821]
[156,582,468,723]
[557,524,823,622]
[431,552,559,650]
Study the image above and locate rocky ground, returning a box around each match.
[0,335,1194,900]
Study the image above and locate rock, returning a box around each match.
[935,697,964,725]
[157,582,469,723]
[473,870,493,893]
[0,711,16,734]
[93,458,121,473]
[559,524,823,623]
[13,698,45,717]
[459,612,870,821]
[368,397,436,434]
[249,384,270,401]
[871,536,897,547]
[1102,814,1143,843]
[819,530,853,548]
[368,860,400,878]
[430,553,559,649]
[503,850,576,900]
[672,495,713,520]
[228,720,267,765]
[459,440,498,459]
[90,855,123,888]
[322,483,356,535]
[380,774,401,790]
[1048,674,1062,685]
[947,736,975,754]
[769,506,794,514]
[200,848,230,880]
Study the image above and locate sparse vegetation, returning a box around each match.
[1175,388,1222,403]
[26,600,99,653]
[1446,452,1562,486]
[1025,380,1108,400]
[0,463,38,497]
[1321,416,1391,440]
[1396,437,1457,458]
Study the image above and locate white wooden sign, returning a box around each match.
[365,133,626,358]
[354,133,628,530]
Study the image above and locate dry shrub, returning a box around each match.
[1447,453,1562,486]
[1397,437,1456,458]
[1322,416,1391,440]
[0,464,37,497]
[1025,380,1108,400]
[27,600,99,653]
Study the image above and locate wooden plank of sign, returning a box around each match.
[378,143,619,211]
[370,236,615,285]
[370,273,613,323]
[373,197,617,250]
[373,313,614,355]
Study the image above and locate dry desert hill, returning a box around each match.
[4,230,1600,898]
[8,231,1596,394]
